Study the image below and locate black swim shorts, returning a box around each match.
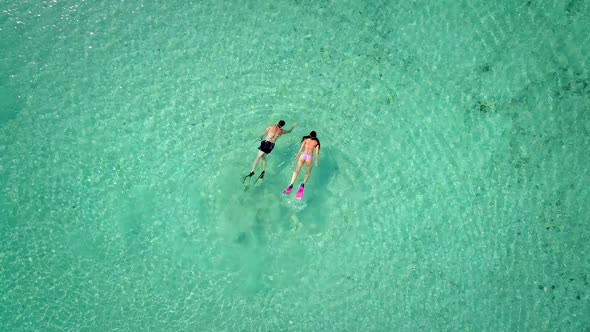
[259,140,275,154]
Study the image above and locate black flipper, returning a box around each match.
[243,171,254,184]
[254,171,265,186]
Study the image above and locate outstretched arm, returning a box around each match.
[315,145,320,166]
[283,123,298,134]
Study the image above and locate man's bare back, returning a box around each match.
[261,125,284,143]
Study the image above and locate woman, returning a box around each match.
[283,131,320,199]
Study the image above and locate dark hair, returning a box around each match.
[310,131,317,138]
[278,120,286,128]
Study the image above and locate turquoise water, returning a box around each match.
[1,0,589,330]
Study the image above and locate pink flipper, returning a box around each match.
[295,185,305,200]
[283,186,293,195]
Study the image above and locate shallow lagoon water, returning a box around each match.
[1,0,589,330]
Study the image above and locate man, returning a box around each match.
[283,131,320,199]
[243,120,296,183]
